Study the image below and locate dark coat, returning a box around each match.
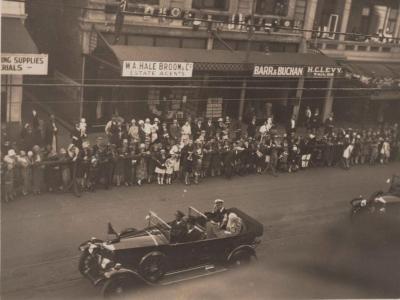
[170,220,187,243]
[185,227,204,242]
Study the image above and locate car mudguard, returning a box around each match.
[104,268,156,286]
[227,245,257,262]
[78,238,104,251]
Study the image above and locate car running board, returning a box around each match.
[160,264,227,286]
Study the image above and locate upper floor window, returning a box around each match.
[192,0,229,11]
[255,0,288,16]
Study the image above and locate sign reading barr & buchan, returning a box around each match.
[122,61,194,77]
[253,65,342,78]
[1,54,48,75]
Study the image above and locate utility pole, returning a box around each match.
[239,0,257,122]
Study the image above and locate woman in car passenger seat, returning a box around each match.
[226,213,242,235]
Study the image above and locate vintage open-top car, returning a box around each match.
[78,207,263,298]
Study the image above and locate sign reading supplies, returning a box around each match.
[1,54,48,75]
[253,65,342,78]
[123,61,193,77]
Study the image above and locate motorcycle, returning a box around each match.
[350,174,400,223]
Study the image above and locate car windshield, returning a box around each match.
[188,206,209,230]
[146,211,171,241]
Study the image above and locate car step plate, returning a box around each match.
[161,265,227,286]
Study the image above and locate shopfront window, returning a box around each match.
[127,0,159,5]
[255,0,289,16]
[386,9,398,34]
[192,0,229,11]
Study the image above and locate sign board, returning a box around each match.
[1,54,48,75]
[253,65,342,78]
[122,61,193,77]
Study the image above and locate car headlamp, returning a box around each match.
[101,258,114,270]
[88,244,97,254]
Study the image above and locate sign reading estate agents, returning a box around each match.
[1,54,48,75]
[253,65,342,78]
[122,61,193,77]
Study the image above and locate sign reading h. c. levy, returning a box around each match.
[122,61,193,77]
[253,65,342,78]
[1,54,48,75]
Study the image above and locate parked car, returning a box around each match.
[78,206,263,298]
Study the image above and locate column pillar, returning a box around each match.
[339,0,352,41]
[293,77,304,121]
[238,79,247,121]
[303,0,319,40]
[7,75,23,123]
[394,5,400,38]
[322,78,334,122]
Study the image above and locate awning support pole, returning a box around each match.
[238,79,247,121]
[79,55,86,120]
[293,77,304,121]
[322,77,334,122]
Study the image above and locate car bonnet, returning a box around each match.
[113,229,168,250]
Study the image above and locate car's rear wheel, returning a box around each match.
[101,276,133,299]
[138,252,167,283]
[229,249,255,267]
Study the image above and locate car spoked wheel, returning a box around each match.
[102,276,132,299]
[139,252,166,283]
[229,250,255,267]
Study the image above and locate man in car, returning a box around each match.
[211,199,228,227]
[170,210,187,243]
[185,217,204,242]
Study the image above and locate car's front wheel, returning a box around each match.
[101,276,133,299]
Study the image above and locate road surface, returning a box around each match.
[2,163,400,299]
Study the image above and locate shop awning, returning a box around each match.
[1,18,38,54]
[109,45,338,72]
[341,61,400,79]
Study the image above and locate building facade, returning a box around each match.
[26,0,400,127]
[1,0,47,136]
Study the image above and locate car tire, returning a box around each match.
[101,276,133,299]
[228,249,255,267]
[138,252,167,283]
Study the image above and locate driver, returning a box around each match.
[170,210,187,243]
[184,217,204,242]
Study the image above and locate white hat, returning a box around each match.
[154,117,160,122]
[214,199,224,204]
[8,149,16,156]
[145,118,150,123]
[138,120,144,125]
[218,118,223,122]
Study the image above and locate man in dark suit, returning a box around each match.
[184,217,204,242]
[204,118,215,141]
[170,210,187,243]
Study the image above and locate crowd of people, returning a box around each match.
[1,109,399,202]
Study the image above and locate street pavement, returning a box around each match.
[1,162,400,300]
